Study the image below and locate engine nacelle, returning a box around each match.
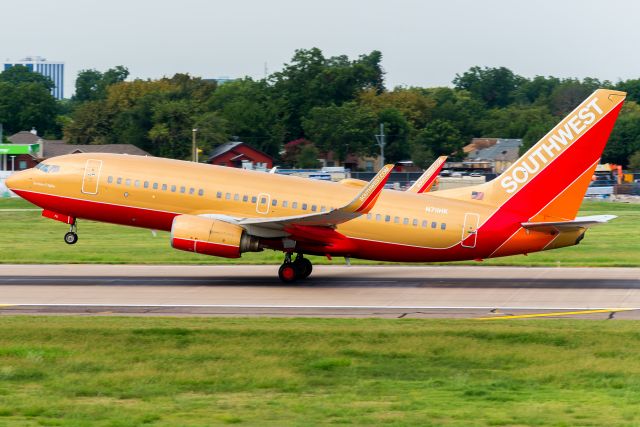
[170,215,260,258]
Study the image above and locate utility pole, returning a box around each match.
[192,128,198,162]
[375,123,386,170]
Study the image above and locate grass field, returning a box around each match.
[0,198,638,266]
[0,316,639,426]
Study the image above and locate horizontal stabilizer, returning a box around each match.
[521,215,617,233]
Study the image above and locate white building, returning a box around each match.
[3,56,64,99]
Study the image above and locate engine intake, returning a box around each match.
[170,215,260,258]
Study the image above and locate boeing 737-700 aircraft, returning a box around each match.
[6,89,625,282]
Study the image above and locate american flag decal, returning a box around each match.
[471,191,484,200]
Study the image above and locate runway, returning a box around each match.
[0,265,639,319]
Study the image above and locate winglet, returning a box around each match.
[343,164,395,214]
[407,156,447,193]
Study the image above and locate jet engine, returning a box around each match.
[170,215,260,258]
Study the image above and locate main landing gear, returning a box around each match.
[64,221,78,245]
[278,253,313,283]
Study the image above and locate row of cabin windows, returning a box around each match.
[215,191,332,212]
[366,213,447,230]
[107,176,204,196]
[215,190,447,230]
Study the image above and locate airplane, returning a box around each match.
[6,89,626,282]
[406,155,447,193]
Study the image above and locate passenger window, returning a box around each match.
[394,216,399,224]
[375,214,381,221]
[226,193,231,200]
[125,178,131,186]
[171,185,177,192]
[180,186,186,194]
[311,205,317,212]
[251,196,257,203]
[302,203,308,210]
[282,201,288,208]
[422,220,428,228]
[320,206,326,212]
[272,199,278,207]
[366,213,372,220]
[117,177,122,185]
[432,221,437,229]
[107,176,113,184]
[403,218,409,225]
[261,197,267,204]
[243,195,248,202]
[217,191,222,199]
[144,181,149,189]
[441,223,446,230]
[153,183,158,190]
[292,202,298,209]
[162,184,167,191]
[385,215,390,222]
[198,189,204,196]
[134,180,140,188]
[234,193,239,201]
[189,188,195,195]
[413,219,418,227]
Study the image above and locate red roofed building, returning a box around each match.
[207,141,274,170]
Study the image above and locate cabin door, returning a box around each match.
[461,213,480,248]
[81,159,102,195]
[256,192,271,214]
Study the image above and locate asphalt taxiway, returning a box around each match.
[0,265,639,319]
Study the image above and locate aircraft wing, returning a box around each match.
[200,164,395,237]
[406,156,447,193]
[521,215,617,233]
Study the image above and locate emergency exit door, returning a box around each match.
[81,159,102,195]
[461,213,480,248]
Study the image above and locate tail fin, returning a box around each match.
[483,89,625,220]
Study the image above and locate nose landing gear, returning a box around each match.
[278,253,313,283]
[64,221,78,245]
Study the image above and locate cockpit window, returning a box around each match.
[35,163,60,173]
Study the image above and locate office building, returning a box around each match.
[3,56,64,99]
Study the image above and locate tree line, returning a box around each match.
[1,48,639,170]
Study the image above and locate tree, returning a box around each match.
[302,102,377,161]
[377,108,412,163]
[271,48,385,138]
[412,120,463,161]
[453,66,525,108]
[297,143,321,168]
[629,151,640,171]
[0,65,54,90]
[73,66,130,102]
[0,81,58,135]
[602,102,640,167]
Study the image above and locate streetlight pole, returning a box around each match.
[192,128,198,162]
[10,156,15,172]
[375,123,386,170]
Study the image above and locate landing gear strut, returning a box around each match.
[278,253,313,283]
[64,221,78,245]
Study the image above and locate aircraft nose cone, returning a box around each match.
[5,170,28,191]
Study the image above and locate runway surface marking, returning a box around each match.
[477,308,637,320]
[4,303,640,310]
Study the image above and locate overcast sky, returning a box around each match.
[4,0,640,96]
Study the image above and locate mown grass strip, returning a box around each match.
[0,316,639,426]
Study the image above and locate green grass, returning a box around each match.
[0,198,638,266]
[0,317,640,426]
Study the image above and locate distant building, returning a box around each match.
[3,56,64,99]
[464,138,522,173]
[207,141,274,170]
[1,129,149,171]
